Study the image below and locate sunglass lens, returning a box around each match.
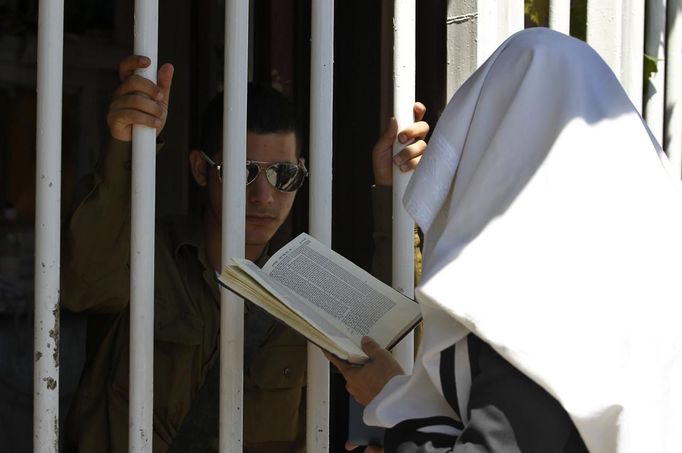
[267,164,304,192]
[246,163,260,184]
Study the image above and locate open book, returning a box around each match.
[217,233,421,364]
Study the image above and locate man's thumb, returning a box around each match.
[361,336,382,357]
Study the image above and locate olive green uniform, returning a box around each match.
[62,140,306,453]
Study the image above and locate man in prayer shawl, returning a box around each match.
[328,28,682,453]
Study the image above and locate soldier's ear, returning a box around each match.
[189,149,208,187]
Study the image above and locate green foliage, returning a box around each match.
[524,0,587,39]
[644,54,659,80]
[524,0,657,84]
[569,0,587,41]
[523,0,658,86]
[525,0,548,26]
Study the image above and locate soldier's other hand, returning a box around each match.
[107,55,174,141]
[372,102,429,186]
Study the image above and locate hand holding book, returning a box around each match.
[325,336,404,406]
[217,233,421,364]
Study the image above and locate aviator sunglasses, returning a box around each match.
[201,151,308,192]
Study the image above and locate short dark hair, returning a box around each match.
[199,83,298,156]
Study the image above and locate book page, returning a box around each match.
[225,261,367,362]
[262,233,421,348]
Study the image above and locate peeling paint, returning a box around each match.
[51,307,60,367]
[138,428,150,445]
[35,351,43,361]
[54,418,59,450]
[43,377,57,390]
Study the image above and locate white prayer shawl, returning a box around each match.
[364,28,682,453]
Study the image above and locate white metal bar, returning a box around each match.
[587,0,623,77]
[219,0,249,451]
[477,0,500,66]
[308,0,334,451]
[500,0,524,37]
[34,0,63,451]
[478,0,523,67]
[446,0,478,97]
[585,0,649,110]
[588,0,645,111]
[644,0,667,145]
[621,0,645,112]
[666,0,682,177]
[129,0,158,451]
[391,0,416,373]
[549,0,571,34]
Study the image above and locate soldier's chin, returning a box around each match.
[245,228,275,247]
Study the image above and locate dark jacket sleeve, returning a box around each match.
[384,336,588,453]
[61,139,134,313]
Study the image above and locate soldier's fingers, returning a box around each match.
[397,120,429,144]
[393,140,426,170]
[157,63,174,104]
[107,108,163,131]
[413,102,426,122]
[118,55,151,81]
[110,94,167,120]
[113,75,164,102]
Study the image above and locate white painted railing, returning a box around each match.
[129,1,159,451]
[666,0,682,177]
[33,0,63,451]
[645,0,667,146]
[31,1,682,452]
[219,0,249,451]
[391,0,416,373]
[477,0,524,65]
[307,1,334,450]
[550,0,571,34]
[587,0,646,111]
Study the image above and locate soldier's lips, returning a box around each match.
[246,215,276,225]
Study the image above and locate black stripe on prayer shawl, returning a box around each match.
[440,344,462,420]
[392,416,464,433]
[384,416,463,451]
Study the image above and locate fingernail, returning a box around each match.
[393,155,403,165]
[361,336,371,345]
[398,133,407,143]
[400,164,408,172]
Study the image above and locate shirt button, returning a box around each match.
[283,367,291,377]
